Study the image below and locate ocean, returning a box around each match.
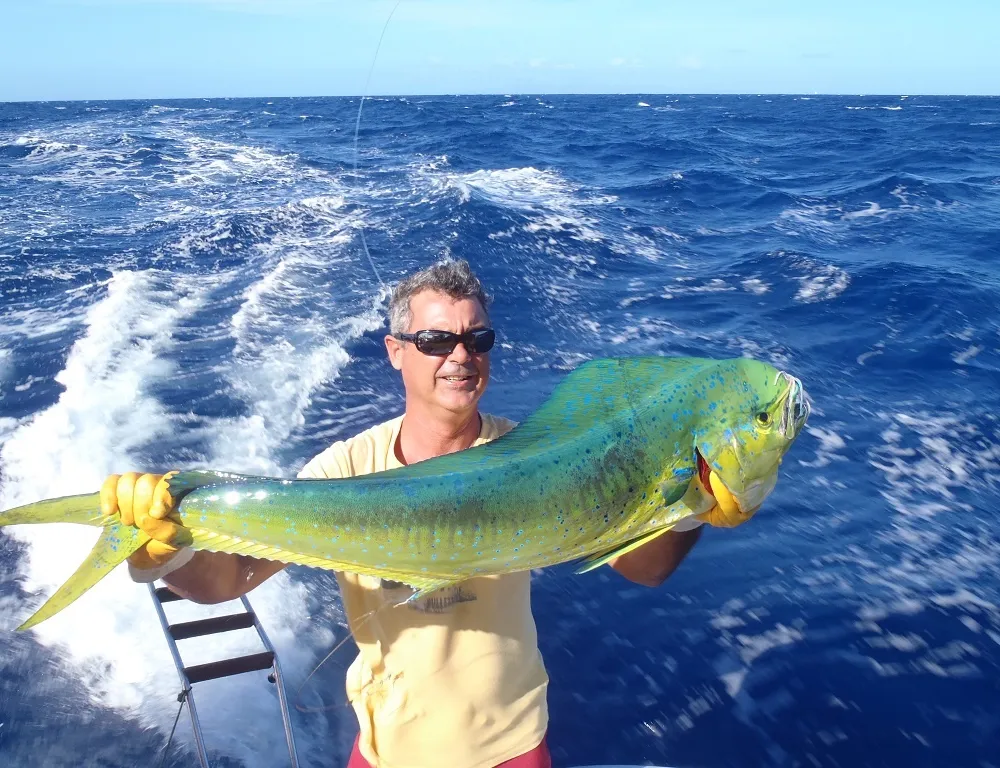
[0,94,998,768]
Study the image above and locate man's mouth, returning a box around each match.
[440,372,477,383]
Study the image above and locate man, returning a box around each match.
[101,259,714,768]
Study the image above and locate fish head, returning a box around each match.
[693,358,811,521]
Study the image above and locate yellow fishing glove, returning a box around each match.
[100,471,187,570]
[697,470,758,528]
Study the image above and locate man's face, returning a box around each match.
[385,289,492,418]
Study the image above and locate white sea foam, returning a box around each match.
[661,277,737,299]
[777,197,920,243]
[798,426,849,468]
[741,278,771,295]
[446,166,615,214]
[842,201,885,220]
[0,271,193,502]
[794,263,850,303]
[953,345,983,365]
[0,269,339,766]
[216,271,383,474]
[413,162,615,249]
[769,251,851,303]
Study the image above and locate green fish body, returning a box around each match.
[0,356,810,630]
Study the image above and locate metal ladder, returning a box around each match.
[147,583,300,768]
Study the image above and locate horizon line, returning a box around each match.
[3,90,1000,105]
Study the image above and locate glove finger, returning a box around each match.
[131,473,162,530]
[146,539,181,563]
[100,474,121,518]
[116,472,141,528]
[142,516,185,546]
[148,471,179,521]
[698,503,755,528]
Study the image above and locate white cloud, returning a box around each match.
[678,54,703,70]
[526,58,577,71]
[609,56,641,68]
[55,0,331,13]
[57,0,510,25]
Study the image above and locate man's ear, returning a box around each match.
[385,334,405,371]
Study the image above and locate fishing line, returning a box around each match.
[291,2,403,713]
[293,603,389,714]
[352,0,402,292]
[155,689,189,768]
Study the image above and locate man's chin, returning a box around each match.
[436,386,483,412]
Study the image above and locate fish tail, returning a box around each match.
[16,516,150,631]
[0,492,104,528]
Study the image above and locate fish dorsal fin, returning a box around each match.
[572,525,676,575]
[166,470,287,499]
[371,356,715,481]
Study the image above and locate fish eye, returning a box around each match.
[755,412,771,427]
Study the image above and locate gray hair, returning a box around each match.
[388,258,491,335]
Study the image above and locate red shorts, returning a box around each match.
[346,733,552,768]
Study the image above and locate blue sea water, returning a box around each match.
[0,94,998,768]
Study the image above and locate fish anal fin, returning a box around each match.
[573,526,675,575]
[186,530,456,595]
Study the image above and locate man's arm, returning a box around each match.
[101,471,289,604]
[609,527,703,587]
[162,552,287,604]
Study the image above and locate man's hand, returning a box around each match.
[100,471,186,570]
[697,470,758,528]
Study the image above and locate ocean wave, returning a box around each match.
[0,267,339,766]
[440,165,615,212]
[3,93,1000,768]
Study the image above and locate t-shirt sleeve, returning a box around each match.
[297,441,352,480]
[482,413,518,441]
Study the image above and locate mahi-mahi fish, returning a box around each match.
[0,355,810,630]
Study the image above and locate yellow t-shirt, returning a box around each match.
[297,413,550,768]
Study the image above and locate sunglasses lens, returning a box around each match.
[470,329,495,353]
[414,331,457,355]
[410,329,496,355]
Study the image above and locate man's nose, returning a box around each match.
[449,340,473,363]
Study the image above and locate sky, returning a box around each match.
[2,0,999,101]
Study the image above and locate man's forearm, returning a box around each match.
[609,526,703,587]
[162,551,286,604]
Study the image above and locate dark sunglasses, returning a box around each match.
[394,328,496,356]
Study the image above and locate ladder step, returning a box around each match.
[169,613,258,641]
[184,651,276,684]
[153,586,186,604]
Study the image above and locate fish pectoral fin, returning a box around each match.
[18,517,149,630]
[395,579,461,607]
[573,526,675,575]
